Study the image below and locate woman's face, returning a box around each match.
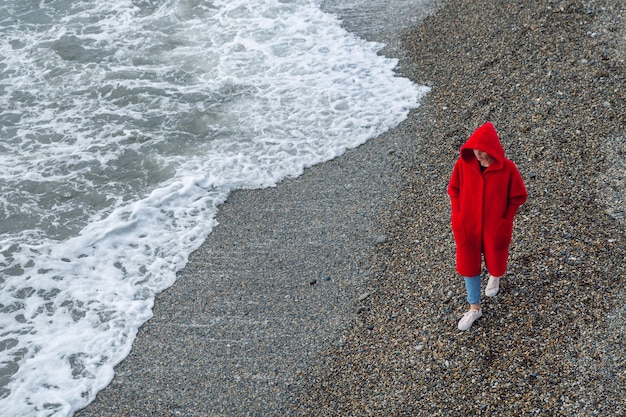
[473,149,495,167]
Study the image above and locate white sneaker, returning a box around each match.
[458,309,482,331]
[485,275,500,297]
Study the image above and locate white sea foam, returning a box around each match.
[0,0,428,415]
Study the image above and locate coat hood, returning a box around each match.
[460,122,505,169]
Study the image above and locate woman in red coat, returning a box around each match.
[448,122,527,331]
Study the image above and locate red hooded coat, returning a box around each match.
[448,122,528,277]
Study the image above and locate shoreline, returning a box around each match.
[77,0,625,415]
[75,1,439,414]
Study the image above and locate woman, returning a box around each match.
[448,122,528,331]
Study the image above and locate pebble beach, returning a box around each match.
[297,0,626,415]
[77,0,625,416]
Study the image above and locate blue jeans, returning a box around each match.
[464,274,481,305]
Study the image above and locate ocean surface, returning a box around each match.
[0,0,429,415]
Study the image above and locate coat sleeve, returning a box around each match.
[448,160,461,215]
[504,163,528,221]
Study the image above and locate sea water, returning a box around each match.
[0,0,428,415]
